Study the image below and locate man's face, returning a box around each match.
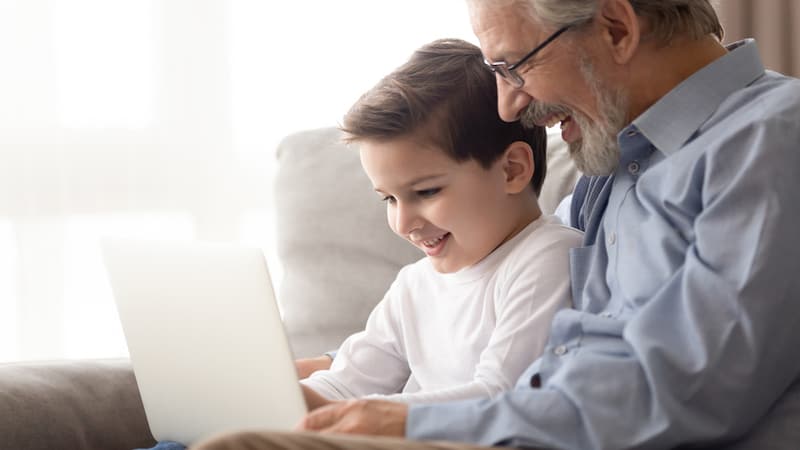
[359,136,520,274]
[471,3,628,176]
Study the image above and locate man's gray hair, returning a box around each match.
[468,0,723,43]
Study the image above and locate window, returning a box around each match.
[1,0,475,362]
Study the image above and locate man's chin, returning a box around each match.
[569,141,619,176]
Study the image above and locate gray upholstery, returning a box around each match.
[274,127,422,358]
[724,378,800,449]
[538,129,581,215]
[0,359,156,450]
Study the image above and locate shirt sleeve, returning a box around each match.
[407,99,800,448]
[301,273,411,400]
[367,226,581,405]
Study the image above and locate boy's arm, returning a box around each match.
[368,226,581,405]
[300,278,412,401]
[295,354,334,379]
[300,383,333,410]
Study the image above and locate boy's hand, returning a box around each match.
[301,384,333,410]
[295,398,408,437]
[295,355,333,379]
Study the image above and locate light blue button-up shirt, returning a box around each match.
[407,39,800,449]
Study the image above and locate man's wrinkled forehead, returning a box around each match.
[469,2,545,63]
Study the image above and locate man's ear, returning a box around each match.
[501,141,535,195]
[596,0,641,65]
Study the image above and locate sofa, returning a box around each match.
[0,127,579,450]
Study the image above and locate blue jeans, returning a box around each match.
[136,441,186,450]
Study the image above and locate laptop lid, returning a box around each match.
[102,239,307,445]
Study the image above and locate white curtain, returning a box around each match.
[718,0,800,77]
[0,0,475,362]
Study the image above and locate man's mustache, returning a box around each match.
[520,102,571,127]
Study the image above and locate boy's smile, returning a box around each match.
[415,232,450,257]
[359,135,533,274]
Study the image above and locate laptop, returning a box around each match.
[101,239,307,445]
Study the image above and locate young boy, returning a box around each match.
[300,38,582,408]
[145,38,580,450]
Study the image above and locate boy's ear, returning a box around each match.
[501,141,535,195]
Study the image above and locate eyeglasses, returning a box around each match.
[483,26,570,89]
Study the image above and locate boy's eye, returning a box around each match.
[381,195,396,204]
[416,188,440,198]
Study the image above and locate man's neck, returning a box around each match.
[626,35,729,121]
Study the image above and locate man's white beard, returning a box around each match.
[521,56,629,176]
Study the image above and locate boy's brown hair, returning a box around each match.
[341,38,547,196]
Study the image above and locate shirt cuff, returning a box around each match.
[406,387,582,449]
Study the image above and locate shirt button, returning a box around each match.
[553,345,568,356]
[608,232,617,246]
[626,129,638,137]
[628,161,640,174]
[600,312,613,318]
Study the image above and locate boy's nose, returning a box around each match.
[393,202,423,236]
[497,77,533,123]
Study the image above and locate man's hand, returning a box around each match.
[296,398,408,437]
[295,355,333,379]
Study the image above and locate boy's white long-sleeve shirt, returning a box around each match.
[301,214,582,404]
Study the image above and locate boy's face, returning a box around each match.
[359,136,520,273]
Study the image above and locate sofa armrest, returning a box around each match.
[0,358,156,450]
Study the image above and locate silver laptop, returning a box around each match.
[102,239,307,445]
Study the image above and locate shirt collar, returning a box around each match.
[631,39,765,156]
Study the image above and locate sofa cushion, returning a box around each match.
[723,376,800,449]
[539,128,581,215]
[0,359,156,450]
[275,127,422,358]
[274,126,579,358]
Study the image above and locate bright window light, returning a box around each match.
[2,0,480,362]
[229,0,475,157]
[53,0,155,129]
[238,209,283,301]
[62,213,194,359]
[0,220,18,361]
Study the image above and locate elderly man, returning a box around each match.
[194,1,800,449]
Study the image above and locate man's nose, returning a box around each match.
[496,76,532,122]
